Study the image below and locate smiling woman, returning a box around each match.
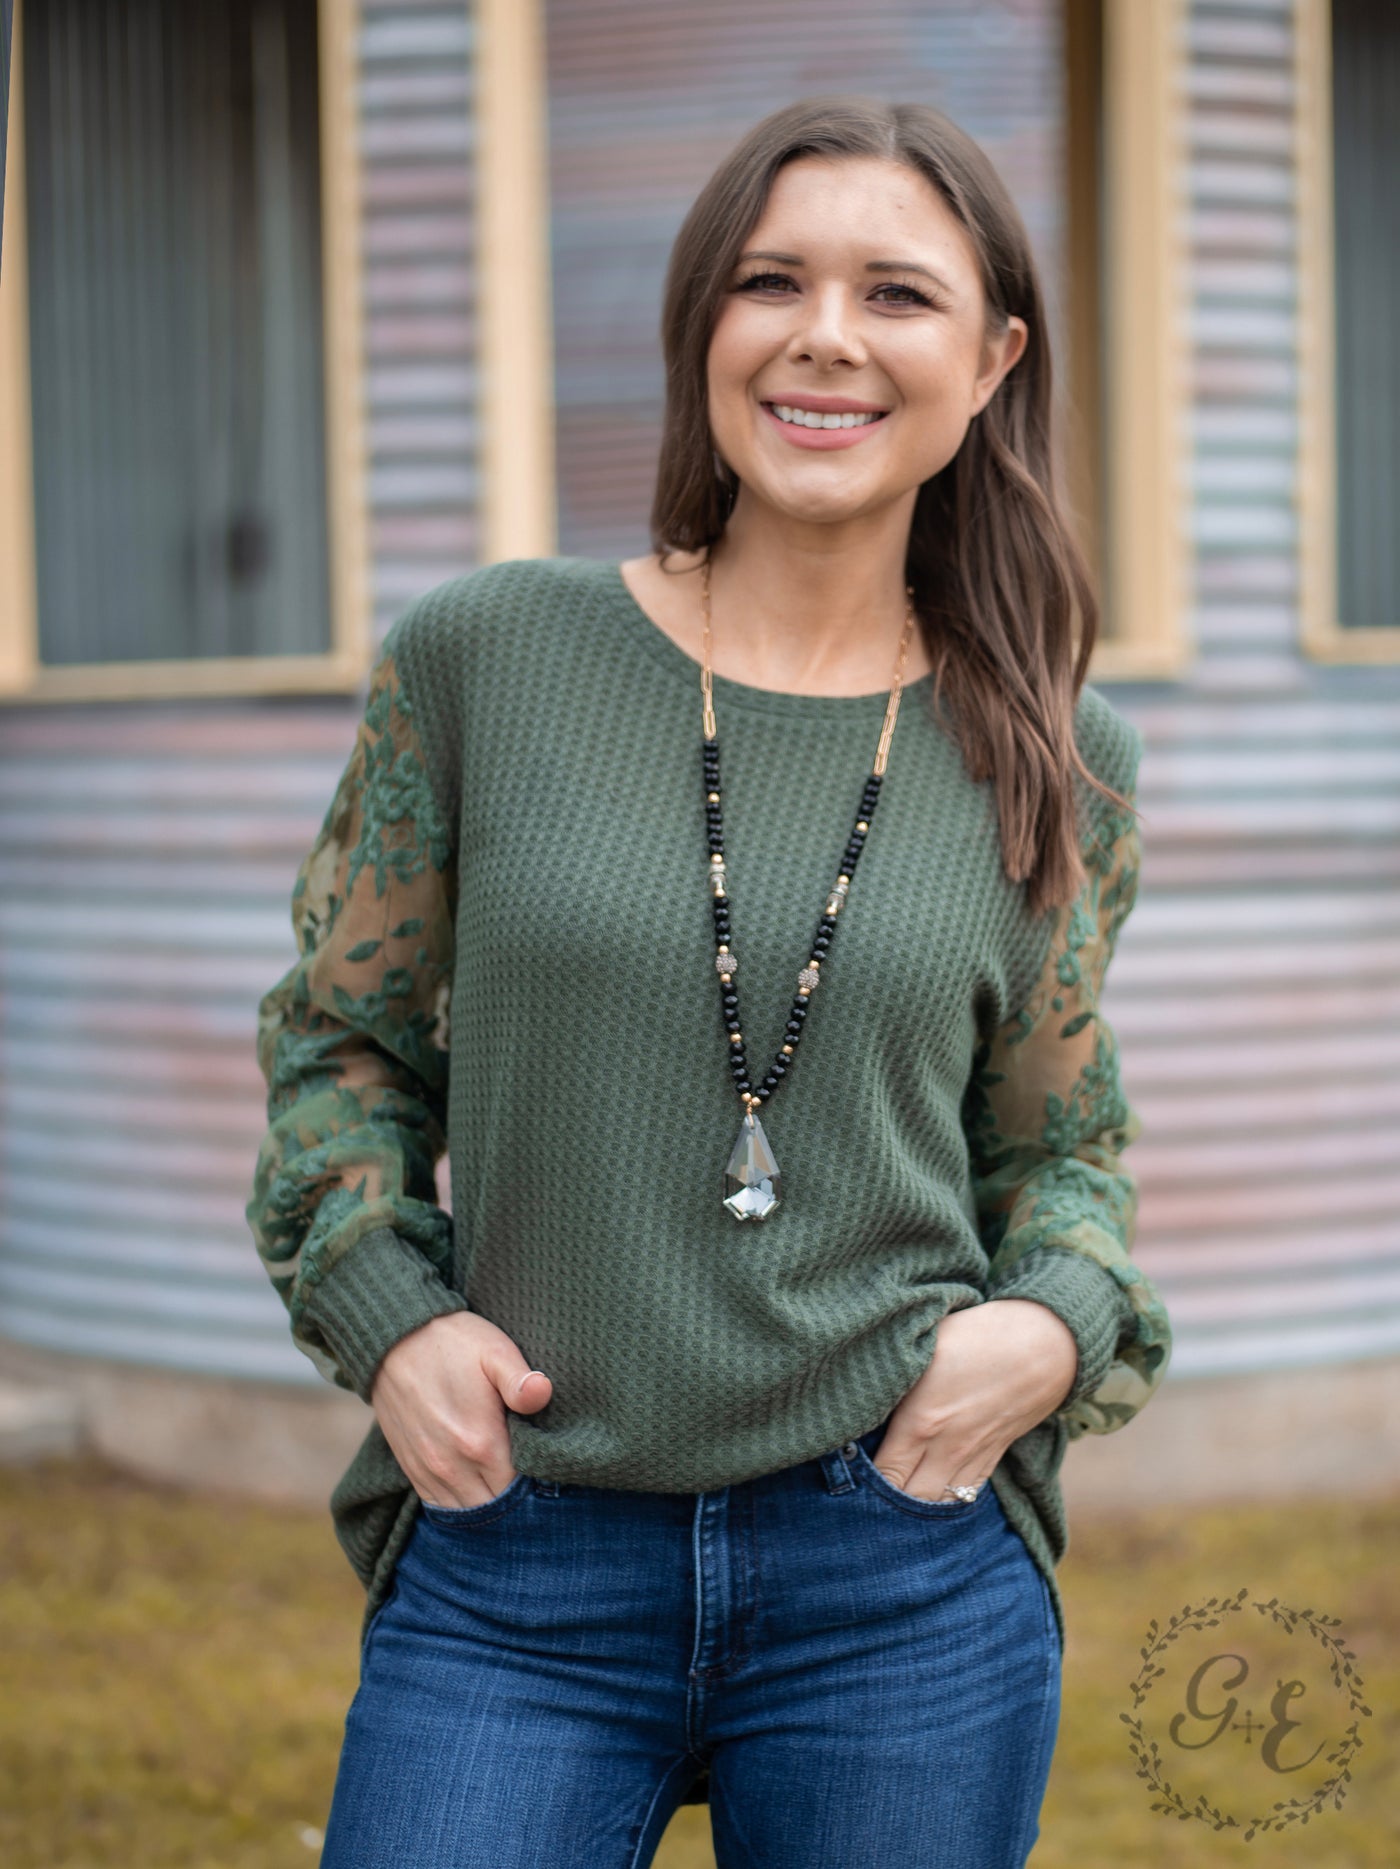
[251,94,1172,1869]
[705,158,1026,528]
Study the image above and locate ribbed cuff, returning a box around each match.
[988,1245,1138,1408]
[299,1224,471,1404]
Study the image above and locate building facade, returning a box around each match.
[0,0,1396,1486]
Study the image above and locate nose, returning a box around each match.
[786,282,867,372]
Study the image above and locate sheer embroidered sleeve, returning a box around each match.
[961,788,1173,1437]
[245,626,469,1403]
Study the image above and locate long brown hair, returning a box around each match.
[651,96,1134,919]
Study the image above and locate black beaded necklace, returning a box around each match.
[699,554,918,1220]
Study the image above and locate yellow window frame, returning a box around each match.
[1295,0,1400,663]
[0,0,373,701]
[1066,0,1193,682]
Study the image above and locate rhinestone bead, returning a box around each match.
[797,967,820,992]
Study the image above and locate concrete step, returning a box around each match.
[0,1379,85,1462]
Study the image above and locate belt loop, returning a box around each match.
[534,1476,560,1497]
[820,1440,860,1494]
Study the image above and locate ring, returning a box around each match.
[942,1480,986,1503]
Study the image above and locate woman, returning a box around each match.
[248,97,1172,1869]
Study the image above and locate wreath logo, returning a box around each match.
[1119,1586,1370,1840]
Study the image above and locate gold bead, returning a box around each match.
[781,1044,794,1054]
[710,854,724,865]
[856,820,869,832]
[797,989,809,999]
[707,792,719,802]
[730,1032,743,1044]
[718,943,729,953]
[838,873,850,885]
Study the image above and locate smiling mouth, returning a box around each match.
[764,402,889,431]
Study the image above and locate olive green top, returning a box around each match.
[246,556,1173,1654]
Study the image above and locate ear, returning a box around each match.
[970,316,1030,416]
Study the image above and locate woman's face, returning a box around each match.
[706,155,1028,532]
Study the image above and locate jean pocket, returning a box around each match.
[846,1439,995,1520]
[417,1469,533,1530]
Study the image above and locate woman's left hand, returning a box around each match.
[872,1299,1079,1499]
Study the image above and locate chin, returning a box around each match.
[752,478,892,529]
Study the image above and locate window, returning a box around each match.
[1065,0,1191,679]
[1297,0,1400,660]
[0,0,369,701]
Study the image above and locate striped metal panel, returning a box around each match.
[543,0,1400,1384]
[1101,0,1400,1378]
[359,0,481,622]
[4,0,1398,1397]
[544,0,1067,562]
[0,1,478,1383]
[0,705,362,1382]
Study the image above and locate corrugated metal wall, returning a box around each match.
[545,0,1066,562]
[0,0,479,1382]
[1115,0,1400,1376]
[2,0,1396,1390]
[543,0,1400,1383]
[359,0,480,618]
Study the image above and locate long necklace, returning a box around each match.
[700,555,918,1220]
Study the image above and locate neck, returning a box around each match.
[706,493,922,695]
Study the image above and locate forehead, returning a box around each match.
[745,155,978,278]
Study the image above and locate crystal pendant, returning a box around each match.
[723,1108,781,1221]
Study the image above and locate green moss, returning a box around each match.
[1,1457,1395,1867]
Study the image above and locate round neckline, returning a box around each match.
[602,558,937,722]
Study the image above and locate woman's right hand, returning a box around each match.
[368,1311,553,1509]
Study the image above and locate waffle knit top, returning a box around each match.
[246,555,1173,1662]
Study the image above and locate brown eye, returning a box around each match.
[871,281,936,308]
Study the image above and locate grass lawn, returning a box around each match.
[1,1454,1396,1867]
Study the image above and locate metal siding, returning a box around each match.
[1110,0,1400,1378]
[3,0,1398,1396]
[0,706,350,1382]
[360,0,481,614]
[542,0,1400,1384]
[544,0,1066,562]
[0,3,478,1384]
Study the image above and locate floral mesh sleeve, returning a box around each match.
[961,791,1173,1438]
[245,629,469,1402]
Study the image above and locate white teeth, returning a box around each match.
[771,404,882,429]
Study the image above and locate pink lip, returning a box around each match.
[760,402,889,451]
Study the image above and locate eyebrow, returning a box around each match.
[735,251,956,296]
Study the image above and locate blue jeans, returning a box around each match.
[320,1415,1062,1868]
